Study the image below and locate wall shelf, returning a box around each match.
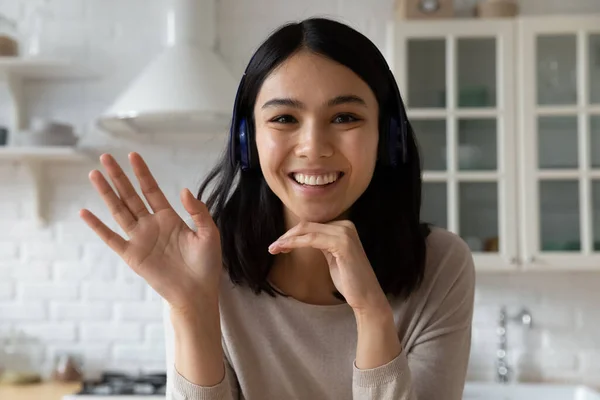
[0,146,98,227]
[0,57,94,79]
[0,146,92,161]
[0,58,98,227]
[0,57,97,136]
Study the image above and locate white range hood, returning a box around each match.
[96,0,237,136]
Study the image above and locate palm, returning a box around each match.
[127,210,221,306]
[80,153,222,312]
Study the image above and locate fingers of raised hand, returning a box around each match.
[129,152,173,213]
[79,208,128,255]
[180,188,214,232]
[88,169,138,234]
[100,154,150,219]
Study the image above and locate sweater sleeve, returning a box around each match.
[169,359,239,400]
[352,235,475,400]
[163,299,240,400]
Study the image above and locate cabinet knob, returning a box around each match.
[510,257,518,264]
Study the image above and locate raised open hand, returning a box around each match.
[80,153,223,315]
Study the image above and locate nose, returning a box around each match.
[293,121,334,160]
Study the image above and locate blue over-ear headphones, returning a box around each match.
[230,70,409,171]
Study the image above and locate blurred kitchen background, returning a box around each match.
[0,0,600,398]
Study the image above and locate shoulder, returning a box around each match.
[425,227,474,266]
[421,227,475,298]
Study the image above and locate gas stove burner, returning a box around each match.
[76,371,167,396]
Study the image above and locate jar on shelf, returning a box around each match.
[395,0,454,20]
[22,1,53,57]
[0,14,19,56]
[476,0,519,18]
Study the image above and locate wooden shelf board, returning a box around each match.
[0,57,95,79]
[0,146,95,162]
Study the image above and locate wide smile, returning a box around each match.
[287,171,345,196]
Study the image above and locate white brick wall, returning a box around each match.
[80,322,143,342]
[1,0,600,388]
[50,302,112,321]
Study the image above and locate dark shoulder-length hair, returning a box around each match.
[197,17,429,301]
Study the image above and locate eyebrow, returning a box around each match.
[261,95,367,110]
[328,95,367,108]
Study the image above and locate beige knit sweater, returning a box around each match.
[163,227,475,399]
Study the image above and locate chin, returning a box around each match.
[292,206,349,224]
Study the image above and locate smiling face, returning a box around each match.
[253,50,380,228]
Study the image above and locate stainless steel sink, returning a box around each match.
[463,383,600,400]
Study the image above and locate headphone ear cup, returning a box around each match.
[229,120,238,168]
[239,118,250,170]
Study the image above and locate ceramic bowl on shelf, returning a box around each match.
[17,130,79,147]
[13,119,79,147]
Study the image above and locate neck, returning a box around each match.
[270,249,342,305]
[268,208,348,306]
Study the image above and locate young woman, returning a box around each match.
[81,17,474,400]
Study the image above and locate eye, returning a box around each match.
[332,113,361,124]
[270,115,297,124]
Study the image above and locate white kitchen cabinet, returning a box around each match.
[387,19,518,271]
[386,14,600,271]
[518,16,600,270]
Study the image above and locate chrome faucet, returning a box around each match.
[496,306,533,383]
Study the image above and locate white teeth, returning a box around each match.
[293,172,340,186]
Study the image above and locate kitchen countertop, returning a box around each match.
[0,381,82,400]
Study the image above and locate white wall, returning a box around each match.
[1,0,600,388]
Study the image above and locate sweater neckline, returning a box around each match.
[267,280,353,314]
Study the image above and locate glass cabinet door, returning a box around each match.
[592,117,600,252]
[537,35,577,106]
[392,20,517,270]
[593,180,600,252]
[520,16,600,269]
[408,39,446,109]
[457,38,497,108]
[589,34,600,105]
